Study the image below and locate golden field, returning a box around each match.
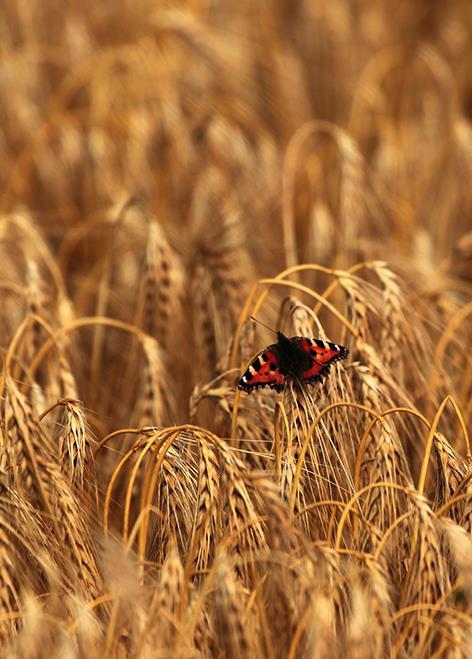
[0,1,471,656]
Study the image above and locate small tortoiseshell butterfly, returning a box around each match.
[238,332,348,393]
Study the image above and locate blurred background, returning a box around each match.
[0,0,471,429]
[1,5,472,655]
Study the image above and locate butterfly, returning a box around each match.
[238,331,348,393]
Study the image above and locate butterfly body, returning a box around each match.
[271,332,312,376]
[238,332,348,393]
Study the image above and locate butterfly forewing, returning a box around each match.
[238,347,285,392]
[297,337,349,383]
[297,337,348,364]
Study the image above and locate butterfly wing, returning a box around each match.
[238,346,285,393]
[297,337,349,383]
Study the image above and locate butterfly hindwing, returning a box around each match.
[300,359,328,383]
[238,346,285,392]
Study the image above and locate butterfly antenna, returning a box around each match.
[249,316,277,336]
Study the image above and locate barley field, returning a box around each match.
[0,1,471,657]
